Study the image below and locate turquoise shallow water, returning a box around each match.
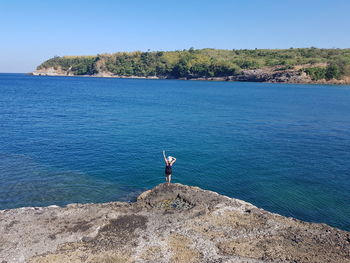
[0,73,349,231]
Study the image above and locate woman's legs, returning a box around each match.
[166,174,172,184]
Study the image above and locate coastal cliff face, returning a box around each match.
[32,67,74,76]
[32,66,350,84]
[32,66,312,83]
[31,65,311,83]
[32,67,160,79]
[1,183,349,263]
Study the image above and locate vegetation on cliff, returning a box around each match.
[37,48,350,80]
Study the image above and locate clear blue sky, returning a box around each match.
[1,0,349,72]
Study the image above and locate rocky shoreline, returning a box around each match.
[31,67,350,85]
[1,183,349,263]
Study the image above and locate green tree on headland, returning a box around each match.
[325,64,341,80]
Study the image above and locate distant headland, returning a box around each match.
[32,48,350,84]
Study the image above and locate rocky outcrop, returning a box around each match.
[1,183,349,263]
[31,66,350,84]
[32,67,74,76]
[32,68,161,80]
[230,69,312,83]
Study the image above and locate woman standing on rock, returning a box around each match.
[163,150,176,184]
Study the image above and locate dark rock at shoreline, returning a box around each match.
[1,183,349,262]
[230,69,311,83]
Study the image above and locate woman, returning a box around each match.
[163,150,176,184]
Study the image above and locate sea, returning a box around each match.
[0,73,349,231]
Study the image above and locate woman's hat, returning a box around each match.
[167,156,173,162]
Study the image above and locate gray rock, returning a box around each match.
[0,183,349,263]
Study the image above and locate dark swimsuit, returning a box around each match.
[165,164,172,175]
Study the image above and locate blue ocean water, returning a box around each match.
[0,73,349,231]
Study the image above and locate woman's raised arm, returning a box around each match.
[162,150,168,164]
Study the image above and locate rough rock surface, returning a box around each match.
[1,183,349,263]
[32,67,74,76]
[230,69,311,83]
